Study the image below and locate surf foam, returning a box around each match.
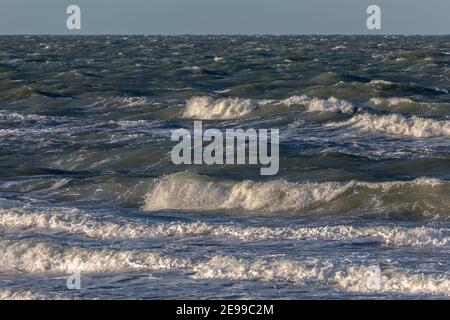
[143,172,351,212]
[143,173,446,214]
[329,113,450,138]
[0,289,51,300]
[192,255,450,296]
[1,207,447,247]
[182,96,359,119]
[0,239,188,273]
[183,96,258,119]
[0,237,447,296]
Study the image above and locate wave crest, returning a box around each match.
[329,113,450,138]
[1,207,447,246]
[183,96,258,119]
[182,95,359,119]
[193,256,450,296]
[143,173,448,216]
[0,239,188,273]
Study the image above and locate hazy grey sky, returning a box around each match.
[0,0,449,35]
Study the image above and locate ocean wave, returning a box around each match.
[305,97,358,114]
[143,173,449,217]
[0,289,51,300]
[193,256,450,296]
[0,111,53,122]
[107,119,163,129]
[328,113,450,138]
[1,235,447,296]
[1,208,447,246]
[370,80,396,86]
[92,96,153,109]
[182,96,359,119]
[333,266,450,295]
[369,80,449,95]
[143,172,353,212]
[370,97,416,106]
[0,238,188,273]
[369,98,450,116]
[0,127,70,138]
[192,256,326,283]
[183,96,258,119]
[274,96,359,114]
[1,241,446,296]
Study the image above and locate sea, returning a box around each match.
[0,35,449,299]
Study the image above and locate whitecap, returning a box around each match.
[328,113,450,138]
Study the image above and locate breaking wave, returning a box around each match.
[143,172,354,212]
[0,289,52,300]
[0,238,188,273]
[283,96,358,114]
[370,97,418,107]
[328,113,450,138]
[1,239,447,296]
[183,96,258,119]
[334,266,450,295]
[1,208,447,246]
[182,95,359,119]
[193,256,450,296]
[143,173,449,217]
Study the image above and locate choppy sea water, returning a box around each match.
[0,35,449,300]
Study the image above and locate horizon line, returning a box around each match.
[1,33,450,37]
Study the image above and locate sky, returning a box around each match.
[0,0,449,35]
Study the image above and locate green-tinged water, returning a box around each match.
[0,35,449,299]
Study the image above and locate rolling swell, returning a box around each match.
[1,207,448,246]
[143,173,449,218]
[328,113,450,138]
[1,35,449,299]
[0,237,448,296]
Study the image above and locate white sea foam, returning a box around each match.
[329,113,450,138]
[270,95,311,106]
[192,256,328,283]
[0,237,447,295]
[0,111,59,122]
[269,95,358,114]
[0,289,51,300]
[143,173,444,213]
[93,96,152,108]
[333,266,450,295]
[370,97,416,106]
[0,245,450,299]
[108,119,162,128]
[0,127,70,138]
[193,256,450,296]
[182,95,358,119]
[301,96,358,114]
[370,79,395,86]
[183,96,258,119]
[143,172,352,212]
[332,45,347,50]
[0,207,218,240]
[0,208,447,247]
[0,239,188,273]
